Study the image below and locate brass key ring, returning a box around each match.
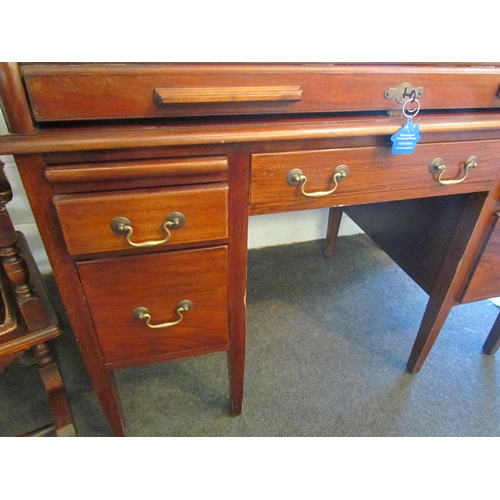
[402,97,420,118]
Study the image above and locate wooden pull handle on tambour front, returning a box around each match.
[154,86,303,105]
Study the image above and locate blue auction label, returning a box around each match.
[391,119,421,154]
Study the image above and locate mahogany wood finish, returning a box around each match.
[4,114,500,156]
[153,86,303,105]
[54,183,228,255]
[460,210,500,303]
[339,194,478,295]
[21,64,500,121]
[407,192,494,373]
[14,152,128,436]
[250,141,499,213]
[45,155,228,185]
[2,62,500,435]
[337,192,489,373]
[77,246,230,367]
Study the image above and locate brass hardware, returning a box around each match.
[132,300,194,329]
[429,156,478,186]
[165,212,186,229]
[287,165,349,198]
[384,82,424,104]
[110,212,186,247]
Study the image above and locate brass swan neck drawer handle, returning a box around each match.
[133,300,194,329]
[110,212,185,248]
[429,156,478,186]
[287,165,349,198]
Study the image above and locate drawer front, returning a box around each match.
[54,183,228,256]
[461,211,500,303]
[22,64,500,121]
[77,246,229,365]
[250,140,500,213]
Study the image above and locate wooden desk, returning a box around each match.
[1,63,500,436]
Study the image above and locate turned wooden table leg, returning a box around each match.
[33,341,76,437]
[324,207,343,259]
[483,312,500,355]
[0,169,51,331]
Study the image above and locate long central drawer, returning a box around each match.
[250,140,500,213]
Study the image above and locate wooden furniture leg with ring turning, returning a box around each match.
[0,164,76,437]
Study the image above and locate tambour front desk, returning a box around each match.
[2,63,500,436]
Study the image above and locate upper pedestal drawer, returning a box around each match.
[21,64,500,121]
[250,140,500,213]
[53,183,228,256]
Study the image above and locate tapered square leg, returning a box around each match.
[483,312,500,355]
[324,208,343,259]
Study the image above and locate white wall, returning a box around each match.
[0,112,361,274]
[248,209,361,248]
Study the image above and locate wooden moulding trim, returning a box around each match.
[2,115,500,155]
[45,155,228,183]
[0,326,61,356]
[21,63,500,76]
[154,86,303,104]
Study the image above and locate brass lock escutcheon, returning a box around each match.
[384,82,424,105]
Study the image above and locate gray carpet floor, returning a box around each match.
[1,233,500,437]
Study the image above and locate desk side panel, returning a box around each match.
[344,193,486,295]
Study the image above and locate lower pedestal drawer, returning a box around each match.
[77,246,229,368]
